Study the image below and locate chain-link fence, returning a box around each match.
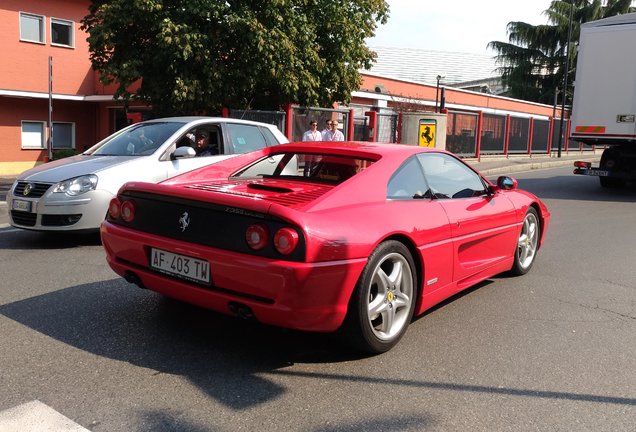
[446,111,478,156]
[225,106,588,157]
[376,113,398,143]
[228,109,286,133]
[290,107,351,142]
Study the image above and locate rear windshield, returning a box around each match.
[232,152,375,184]
[87,122,185,156]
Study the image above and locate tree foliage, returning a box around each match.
[81,0,389,116]
[488,0,635,105]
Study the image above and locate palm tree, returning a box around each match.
[488,0,635,105]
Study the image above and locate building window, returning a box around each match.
[21,121,46,149]
[51,18,74,48]
[19,12,45,44]
[52,122,75,149]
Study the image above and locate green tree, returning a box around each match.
[81,0,389,116]
[488,0,634,105]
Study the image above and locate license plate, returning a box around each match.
[588,170,610,177]
[150,248,210,285]
[12,199,32,212]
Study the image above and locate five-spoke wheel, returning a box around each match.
[511,207,540,275]
[344,240,417,353]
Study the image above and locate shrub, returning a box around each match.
[52,149,77,160]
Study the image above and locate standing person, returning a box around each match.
[302,120,322,141]
[328,119,345,141]
[321,119,333,140]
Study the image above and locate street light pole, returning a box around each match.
[557,0,574,158]
[47,56,53,162]
[435,75,444,113]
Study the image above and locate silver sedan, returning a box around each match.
[7,117,288,232]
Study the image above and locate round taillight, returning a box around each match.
[274,228,299,255]
[120,200,136,223]
[246,224,269,250]
[108,198,121,219]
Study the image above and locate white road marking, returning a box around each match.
[0,400,89,432]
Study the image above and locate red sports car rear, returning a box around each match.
[101,142,550,353]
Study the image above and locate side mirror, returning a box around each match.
[496,176,518,190]
[171,146,196,160]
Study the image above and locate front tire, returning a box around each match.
[510,208,540,276]
[343,240,417,354]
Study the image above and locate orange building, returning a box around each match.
[0,1,565,176]
[0,0,142,176]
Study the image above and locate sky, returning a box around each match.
[368,0,555,55]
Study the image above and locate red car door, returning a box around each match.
[418,153,518,285]
[436,193,517,284]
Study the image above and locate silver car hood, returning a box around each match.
[17,155,138,183]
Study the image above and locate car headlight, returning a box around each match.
[52,175,98,196]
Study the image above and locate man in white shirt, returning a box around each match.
[321,119,332,140]
[302,120,322,141]
[327,119,345,141]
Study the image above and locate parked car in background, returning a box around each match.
[7,117,288,232]
[101,142,550,353]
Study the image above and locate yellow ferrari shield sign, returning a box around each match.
[418,120,436,147]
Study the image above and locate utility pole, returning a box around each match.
[557,0,574,158]
[435,75,444,113]
[47,56,53,162]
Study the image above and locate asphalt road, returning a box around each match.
[0,166,634,431]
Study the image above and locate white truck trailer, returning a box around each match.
[571,12,636,187]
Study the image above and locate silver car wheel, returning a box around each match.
[517,211,539,271]
[365,252,414,341]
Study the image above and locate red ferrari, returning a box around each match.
[101,142,550,353]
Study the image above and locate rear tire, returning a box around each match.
[599,176,623,188]
[342,240,417,354]
[599,148,625,188]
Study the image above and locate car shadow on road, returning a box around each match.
[1,277,634,416]
[512,175,636,203]
[0,228,101,249]
[0,278,367,406]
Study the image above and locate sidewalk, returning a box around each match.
[465,150,601,176]
[1,177,15,228]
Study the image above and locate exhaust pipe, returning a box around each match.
[124,271,145,289]
[228,301,254,320]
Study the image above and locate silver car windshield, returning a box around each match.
[87,122,186,156]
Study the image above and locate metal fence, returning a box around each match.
[228,109,286,133]
[376,113,398,143]
[508,117,530,154]
[225,106,593,157]
[480,113,506,154]
[446,111,478,156]
[290,107,351,142]
[531,119,550,154]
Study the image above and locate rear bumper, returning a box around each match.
[100,221,367,332]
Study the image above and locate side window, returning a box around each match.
[260,127,281,146]
[226,124,267,153]
[190,126,222,157]
[417,153,487,199]
[387,156,429,199]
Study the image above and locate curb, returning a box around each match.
[0,202,8,229]
[474,156,601,176]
